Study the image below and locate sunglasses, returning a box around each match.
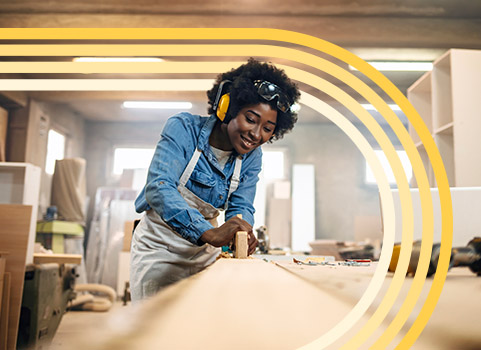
[253,80,291,113]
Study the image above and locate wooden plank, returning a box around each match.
[0,106,7,162]
[0,273,10,350]
[122,221,134,252]
[33,253,82,265]
[116,252,130,297]
[0,255,5,317]
[0,204,32,350]
[80,259,357,350]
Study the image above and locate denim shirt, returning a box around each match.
[135,112,262,246]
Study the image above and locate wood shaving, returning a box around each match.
[217,251,232,260]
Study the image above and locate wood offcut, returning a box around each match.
[234,231,248,259]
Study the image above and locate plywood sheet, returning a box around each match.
[0,107,7,162]
[0,255,5,317]
[0,204,32,350]
[0,272,10,350]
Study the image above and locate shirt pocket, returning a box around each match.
[188,169,217,202]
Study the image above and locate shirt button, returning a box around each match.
[219,195,223,200]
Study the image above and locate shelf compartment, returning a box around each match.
[434,133,455,187]
[407,71,432,145]
[432,51,453,130]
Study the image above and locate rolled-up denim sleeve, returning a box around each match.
[144,115,214,245]
[225,148,262,227]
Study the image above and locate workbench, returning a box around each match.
[71,256,481,350]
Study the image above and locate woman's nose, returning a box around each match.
[249,125,262,142]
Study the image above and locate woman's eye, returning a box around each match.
[245,116,255,123]
[264,127,273,133]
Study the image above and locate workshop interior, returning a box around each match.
[1,1,481,349]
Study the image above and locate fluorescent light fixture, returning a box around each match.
[361,103,402,112]
[123,101,193,109]
[349,61,433,71]
[73,57,163,62]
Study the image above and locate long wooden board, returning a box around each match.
[0,205,32,350]
[77,259,359,350]
[33,253,82,265]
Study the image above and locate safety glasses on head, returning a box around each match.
[253,80,291,113]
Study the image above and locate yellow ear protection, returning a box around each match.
[213,80,232,123]
[216,93,230,122]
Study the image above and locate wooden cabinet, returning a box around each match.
[408,49,481,187]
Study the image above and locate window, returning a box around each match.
[45,129,66,175]
[113,147,155,175]
[365,150,413,185]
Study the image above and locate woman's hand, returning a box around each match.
[201,216,257,255]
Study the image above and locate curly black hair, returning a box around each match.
[207,58,300,141]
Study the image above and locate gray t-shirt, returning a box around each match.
[210,145,232,169]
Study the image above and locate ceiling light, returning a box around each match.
[122,101,193,109]
[361,104,402,112]
[73,57,163,62]
[349,61,433,71]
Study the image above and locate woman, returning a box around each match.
[131,58,300,301]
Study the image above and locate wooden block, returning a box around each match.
[117,251,131,296]
[33,253,82,265]
[234,231,248,259]
[0,204,32,350]
[123,221,135,252]
[0,272,10,350]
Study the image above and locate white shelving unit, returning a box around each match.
[0,162,41,263]
[408,49,481,187]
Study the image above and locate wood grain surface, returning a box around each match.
[0,204,32,350]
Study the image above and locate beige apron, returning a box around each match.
[130,148,242,301]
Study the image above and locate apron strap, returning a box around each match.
[224,156,243,210]
[179,148,202,187]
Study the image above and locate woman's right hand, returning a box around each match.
[200,216,253,247]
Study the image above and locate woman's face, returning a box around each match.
[227,103,277,154]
